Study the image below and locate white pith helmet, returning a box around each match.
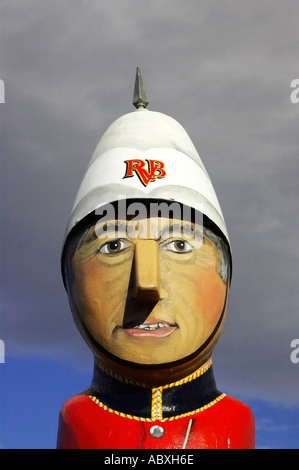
[63,69,230,256]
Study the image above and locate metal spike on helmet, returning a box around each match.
[133,67,149,109]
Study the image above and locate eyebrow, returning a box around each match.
[87,221,128,243]
[82,228,98,245]
[159,223,203,240]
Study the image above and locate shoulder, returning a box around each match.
[216,394,255,425]
[221,394,253,411]
[60,394,92,414]
[57,394,98,449]
[59,394,103,427]
[216,394,255,448]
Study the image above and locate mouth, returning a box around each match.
[123,320,178,338]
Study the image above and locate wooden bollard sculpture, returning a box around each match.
[57,69,255,449]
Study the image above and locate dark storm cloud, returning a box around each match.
[1,0,299,404]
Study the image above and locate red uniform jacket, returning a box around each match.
[57,361,254,449]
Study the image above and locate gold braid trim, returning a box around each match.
[164,358,212,389]
[150,358,213,420]
[89,393,226,423]
[89,396,153,422]
[151,388,163,420]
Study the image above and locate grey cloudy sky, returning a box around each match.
[1,0,299,405]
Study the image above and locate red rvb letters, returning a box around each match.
[123,159,166,187]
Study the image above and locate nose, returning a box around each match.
[134,239,161,303]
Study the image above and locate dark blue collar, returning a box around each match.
[84,360,222,420]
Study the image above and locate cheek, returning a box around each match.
[74,255,127,297]
[71,258,133,323]
[72,276,107,334]
[72,262,105,308]
[194,272,227,325]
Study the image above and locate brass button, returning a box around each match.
[150,425,164,438]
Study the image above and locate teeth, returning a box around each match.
[134,322,171,330]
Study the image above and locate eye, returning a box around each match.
[99,239,129,254]
[164,239,194,253]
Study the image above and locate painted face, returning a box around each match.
[66,216,229,366]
